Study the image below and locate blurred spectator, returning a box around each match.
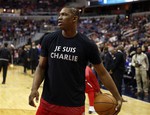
[29,42,40,75]
[0,42,11,84]
[131,47,149,100]
[20,45,30,74]
[111,45,126,96]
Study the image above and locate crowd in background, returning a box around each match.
[0,0,70,15]
[0,10,150,101]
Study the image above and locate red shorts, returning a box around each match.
[36,98,85,115]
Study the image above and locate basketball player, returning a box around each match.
[29,6,123,115]
[85,65,102,114]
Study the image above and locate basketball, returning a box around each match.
[94,93,117,115]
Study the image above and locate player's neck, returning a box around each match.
[62,30,78,38]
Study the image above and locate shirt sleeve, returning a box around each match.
[40,35,49,57]
[88,41,102,65]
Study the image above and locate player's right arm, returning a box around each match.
[29,56,47,107]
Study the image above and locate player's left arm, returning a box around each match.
[93,63,122,113]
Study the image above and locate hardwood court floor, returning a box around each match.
[0,65,150,115]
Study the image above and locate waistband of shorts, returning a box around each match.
[40,98,85,114]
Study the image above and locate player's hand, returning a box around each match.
[114,99,122,115]
[29,90,39,107]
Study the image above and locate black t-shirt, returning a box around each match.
[41,30,101,107]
